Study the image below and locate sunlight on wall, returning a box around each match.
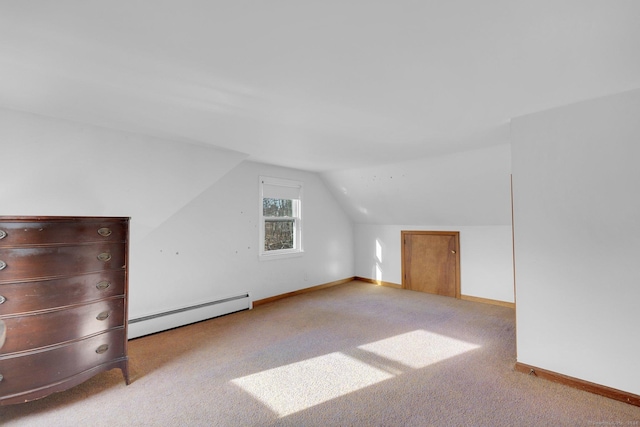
[375,238,383,282]
[231,329,480,418]
[375,264,382,282]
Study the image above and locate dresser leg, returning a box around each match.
[120,360,131,385]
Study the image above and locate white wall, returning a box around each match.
[0,108,354,322]
[324,142,514,303]
[0,108,248,241]
[131,160,355,317]
[355,224,514,303]
[511,89,640,395]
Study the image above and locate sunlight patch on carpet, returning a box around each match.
[359,330,480,369]
[231,352,394,417]
[231,330,480,417]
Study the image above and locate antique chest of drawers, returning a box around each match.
[0,216,130,405]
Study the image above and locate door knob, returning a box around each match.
[451,250,457,254]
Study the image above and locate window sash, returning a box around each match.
[259,176,303,259]
[264,218,296,251]
[263,198,295,218]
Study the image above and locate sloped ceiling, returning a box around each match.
[1,1,639,173]
[0,108,248,240]
[322,142,512,225]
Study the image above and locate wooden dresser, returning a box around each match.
[0,216,130,405]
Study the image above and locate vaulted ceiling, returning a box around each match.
[2,1,639,172]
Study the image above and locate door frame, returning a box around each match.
[401,230,461,299]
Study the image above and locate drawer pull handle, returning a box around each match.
[97,253,112,262]
[96,311,110,321]
[0,295,5,304]
[0,230,6,239]
[96,281,111,290]
[0,260,5,271]
[96,344,109,354]
[97,227,112,237]
[0,374,3,383]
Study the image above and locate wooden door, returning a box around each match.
[402,231,460,298]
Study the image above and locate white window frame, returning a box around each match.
[259,176,303,260]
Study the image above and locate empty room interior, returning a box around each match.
[1,1,639,425]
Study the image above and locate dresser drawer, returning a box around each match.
[0,329,126,399]
[0,220,127,247]
[0,298,125,355]
[0,243,125,282]
[0,270,125,315]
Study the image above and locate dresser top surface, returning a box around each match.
[0,216,130,222]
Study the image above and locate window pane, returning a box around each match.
[263,198,293,217]
[264,220,294,251]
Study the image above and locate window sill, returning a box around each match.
[259,250,304,261]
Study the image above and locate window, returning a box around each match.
[259,176,303,259]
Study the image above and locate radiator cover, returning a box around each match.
[128,293,252,339]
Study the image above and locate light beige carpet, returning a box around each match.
[1,280,639,426]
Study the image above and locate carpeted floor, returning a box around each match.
[1,280,639,426]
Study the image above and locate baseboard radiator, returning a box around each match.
[128,292,252,339]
